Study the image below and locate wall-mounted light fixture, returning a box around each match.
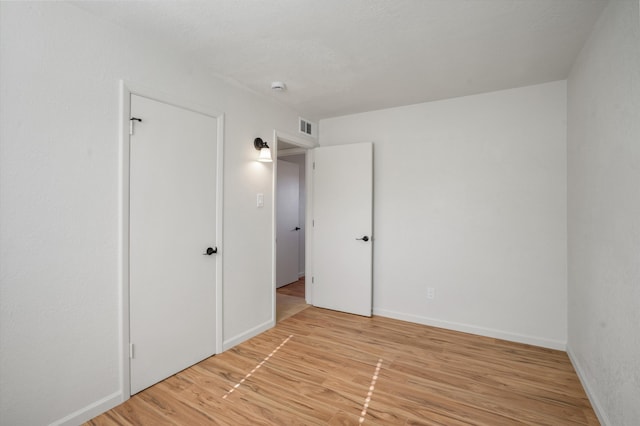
[254,137,273,162]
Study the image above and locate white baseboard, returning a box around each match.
[223,319,274,351]
[50,391,123,426]
[48,312,572,426]
[373,308,566,350]
[50,318,276,425]
[566,345,610,426]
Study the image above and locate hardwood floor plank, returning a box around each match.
[276,278,309,322]
[278,278,306,298]
[230,368,337,423]
[112,394,178,425]
[86,307,598,425]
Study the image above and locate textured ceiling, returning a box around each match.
[71,0,607,120]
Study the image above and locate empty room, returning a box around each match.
[0,1,638,425]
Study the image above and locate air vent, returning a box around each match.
[299,117,316,138]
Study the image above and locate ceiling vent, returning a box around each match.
[299,117,316,138]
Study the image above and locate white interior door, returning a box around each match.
[129,94,218,394]
[312,142,373,316]
[276,159,300,288]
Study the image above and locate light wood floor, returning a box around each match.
[278,277,305,298]
[87,307,598,425]
[276,278,309,322]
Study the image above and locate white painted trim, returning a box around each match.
[276,130,317,149]
[50,391,122,426]
[567,345,611,426]
[119,80,225,405]
[278,147,307,157]
[223,319,275,351]
[122,81,223,119]
[373,308,567,350]
[215,115,225,355]
[270,132,278,326]
[118,80,131,404]
[305,149,314,305]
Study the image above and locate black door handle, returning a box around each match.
[293,227,301,231]
[356,236,369,242]
[203,247,218,255]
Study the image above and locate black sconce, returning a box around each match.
[254,138,273,162]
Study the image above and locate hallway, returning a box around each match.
[276,277,309,322]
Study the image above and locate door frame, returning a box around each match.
[271,130,317,323]
[118,80,224,402]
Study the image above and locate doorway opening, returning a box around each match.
[276,276,307,322]
[272,131,316,322]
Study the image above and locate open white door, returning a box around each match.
[276,160,300,288]
[129,94,218,394]
[312,143,373,317]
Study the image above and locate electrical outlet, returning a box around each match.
[427,287,435,300]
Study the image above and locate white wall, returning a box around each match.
[567,1,640,425]
[280,154,307,276]
[0,2,308,425]
[320,81,567,349]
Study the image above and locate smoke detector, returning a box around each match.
[271,81,287,91]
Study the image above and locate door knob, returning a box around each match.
[356,236,369,242]
[203,247,218,255]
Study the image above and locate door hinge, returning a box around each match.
[312,276,314,284]
[313,161,315,170]
[312,219,315,227]
[129,343,135,359]
[129,117,142,135]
